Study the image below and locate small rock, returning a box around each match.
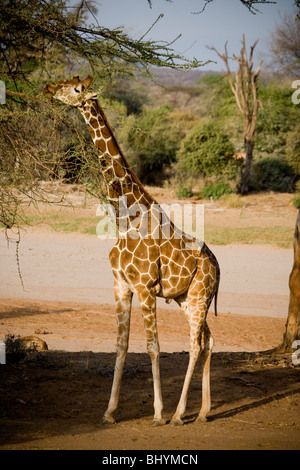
[16,398,27,405]
[20,336,48,351]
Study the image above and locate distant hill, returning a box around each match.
[148,67,221,87]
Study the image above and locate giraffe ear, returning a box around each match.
[82,76,93,89]
[43,84,56,99]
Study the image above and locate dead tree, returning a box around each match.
[209,35,262,193]
[280,209,300,352]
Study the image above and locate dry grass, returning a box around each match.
[205,225,294,248]
[2,185,297,249]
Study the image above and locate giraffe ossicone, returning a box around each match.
[44,76,220,426]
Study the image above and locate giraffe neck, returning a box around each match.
[79,99,156,228]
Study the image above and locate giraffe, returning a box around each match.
[44,76,220,426]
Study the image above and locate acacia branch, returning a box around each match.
[0,0,206,82]
[5,90,89,146]
[191,0,276,14]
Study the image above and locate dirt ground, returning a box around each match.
[0,191,299,450]
[0,347,299,450]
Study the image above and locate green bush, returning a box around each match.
[104,77,147,115]
[176,185,193,199]
[120,105,183,185]
[202,183,233,200]
[255,84,299,158]
[176,121,237,178]
[286,124,300,175]
[250,157,296,192]
[293,197,300,209]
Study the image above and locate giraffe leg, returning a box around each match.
[171,306,203,426]
[139,294,165,426]
[103,280,132,425]
[197,322,214,422]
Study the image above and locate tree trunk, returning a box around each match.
[280,210,300,352]
[241,139,254,194]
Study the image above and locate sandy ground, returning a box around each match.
[0,229,293,353]
[0,193,299,450]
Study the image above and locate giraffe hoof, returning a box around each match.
[170,418,184,426]
[102,415,116,425]
[152,418,166,427]
[196,415,207,423]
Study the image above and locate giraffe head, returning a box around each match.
[43,76,97,107]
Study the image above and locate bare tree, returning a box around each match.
[269,11,300,76]
[279,210,300,352]
[209,35,262,194]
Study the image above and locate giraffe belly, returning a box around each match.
[159,276,191,299]
[159,240,197,299]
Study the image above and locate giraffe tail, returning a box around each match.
[214,288,218,317]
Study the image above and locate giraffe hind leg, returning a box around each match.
[171,269,216,426]
[170,302,206,426]
[197,322,213,422]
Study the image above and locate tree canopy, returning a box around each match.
[0,0,204,90]
[0,0,205,231]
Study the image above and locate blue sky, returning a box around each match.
[78,0,296,71]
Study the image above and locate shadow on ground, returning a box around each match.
[0,349,299,449]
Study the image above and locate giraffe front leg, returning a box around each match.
[139,294,166,427]
[103,280,132,425]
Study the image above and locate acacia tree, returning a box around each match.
[209,36,262,194]
[0,0,204,85]
[0,0,206,231]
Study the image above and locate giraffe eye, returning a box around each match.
[74,88,80,93]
